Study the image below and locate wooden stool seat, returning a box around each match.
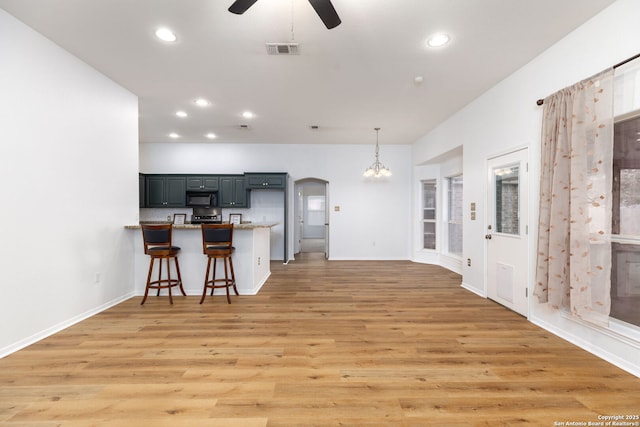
[200,223,238,304]
[141,223,186,304]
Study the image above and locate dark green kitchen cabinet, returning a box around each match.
[185,175,219,191]
[219,175,249,208]
[145,175,186,207]
[139,173,146,207]
[245,173,287,189]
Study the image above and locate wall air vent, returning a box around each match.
[266,43,299,55]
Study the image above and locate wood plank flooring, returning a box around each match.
[1,253,639,426]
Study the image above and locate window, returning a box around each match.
[493,165,520,235]
[447,175,463,256]
[306,195,325,226]
[422,180,436,250]
[611,58,640,328]
[610,114,640,327]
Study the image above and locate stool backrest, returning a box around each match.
[141,223,173,254]
[201,223,234,253]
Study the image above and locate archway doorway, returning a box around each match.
[294,178,329,258]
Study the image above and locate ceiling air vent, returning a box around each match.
[266,43,299,55]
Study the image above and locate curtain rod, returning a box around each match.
[536,52,640,106]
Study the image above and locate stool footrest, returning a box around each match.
[147,279,182,289]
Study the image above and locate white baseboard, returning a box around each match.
[461,281,486,298]
[0,292,135,359]
[530,315,640,378]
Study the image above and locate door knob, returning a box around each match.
[485,234,492,240]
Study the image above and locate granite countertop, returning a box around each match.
[125,222,278,230]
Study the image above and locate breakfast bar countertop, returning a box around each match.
[124,222,278,230]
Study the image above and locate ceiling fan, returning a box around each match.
[228,0,342,29]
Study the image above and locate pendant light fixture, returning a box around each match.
[363,127,392,178]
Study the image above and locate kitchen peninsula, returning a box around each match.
[126,222,277,297]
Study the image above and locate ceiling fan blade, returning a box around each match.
[307,0,341,29]
[228,0,259,15]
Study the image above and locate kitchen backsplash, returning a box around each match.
[139,207,251,223]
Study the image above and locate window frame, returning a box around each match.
[445,175,463,257]
[421,179,437,251]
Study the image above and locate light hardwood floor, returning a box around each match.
[1,253,638,426]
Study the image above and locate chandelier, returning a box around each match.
[363,127,392,178]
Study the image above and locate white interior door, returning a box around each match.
[486,148,529,316]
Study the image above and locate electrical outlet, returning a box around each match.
[467,258,471,267]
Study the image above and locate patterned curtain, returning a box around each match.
[535,68,614,326]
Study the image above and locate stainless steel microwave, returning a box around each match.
[186,191,217,207]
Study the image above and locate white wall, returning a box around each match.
[0,10,139,356]
[140,141,413,260]
[412,0,640,376]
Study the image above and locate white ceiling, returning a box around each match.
[0,0,616,145]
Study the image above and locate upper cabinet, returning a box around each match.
[245,173,287,189]
[145,175,186,207]
[185,175,219,191]
[140,172,287,209]
[139,173,146,208]
[219,175,249,208]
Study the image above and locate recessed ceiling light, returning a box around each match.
[169,133,180,138]
[242,111,254,119]
[194,98,210,107]
[176,111,187,118]
[155,27,177,42]
[205,133,217,139]
[427,33,450,48]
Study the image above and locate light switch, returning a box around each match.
[334,206,340,212]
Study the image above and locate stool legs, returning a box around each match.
[141,256,186,305]
[200,254,239,304]
[227,256,239,296]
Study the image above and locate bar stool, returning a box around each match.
[140,223,186,305]
[200,223,239,304]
